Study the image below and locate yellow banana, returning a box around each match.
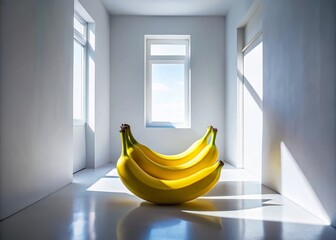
[117,129,224,204]
[124,127,219,180]
[122,124,213,166]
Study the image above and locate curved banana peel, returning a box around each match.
[124,128,219,180]
[123,124,213,166]
[117,128,224,205]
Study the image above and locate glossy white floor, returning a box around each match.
[1,163,335,240]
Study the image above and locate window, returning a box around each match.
[242,33,263,180]
[145,35,191,128]
[73,12,87,124]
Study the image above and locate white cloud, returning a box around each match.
[152,82,171,92]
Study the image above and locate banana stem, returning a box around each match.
[205,127,215,145]
[127,126,138,144]
[203,126,213,143]
[125,128,134,147]
[122,124,137,145]
[211,128,218,145]
[120,129,128,157]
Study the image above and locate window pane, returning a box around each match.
[73,40,84,120]
[74,16,85,35]
[151,45,186,56]
[151,64,185,122]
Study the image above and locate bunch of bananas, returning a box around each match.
[116,124,224,204]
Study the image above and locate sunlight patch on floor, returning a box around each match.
[219,168,260,182]
[87,177,134,195]
[106,168,119,177]
[86,166,330,227]
[185,193,328,226]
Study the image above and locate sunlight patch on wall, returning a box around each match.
[87,55,95,131]
[280,142,330,225]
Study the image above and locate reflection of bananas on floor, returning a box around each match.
[116,125,224,204]
[117,202,222,240]
[122,124,213,166]
[122,125,219,180]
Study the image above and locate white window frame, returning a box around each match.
[145,35,191,128]
[73,12,87,125]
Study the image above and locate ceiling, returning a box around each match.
[102,0,234,16]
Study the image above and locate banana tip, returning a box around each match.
[120,125,130,130]
[219,160,224,166]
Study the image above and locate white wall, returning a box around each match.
[110,16,225,162]
[263,0,336,227]
[224,0,257,167]
[78,0,111,168]
[243,5,262,46]
[0,0,73,220]
[226,0,336,227]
